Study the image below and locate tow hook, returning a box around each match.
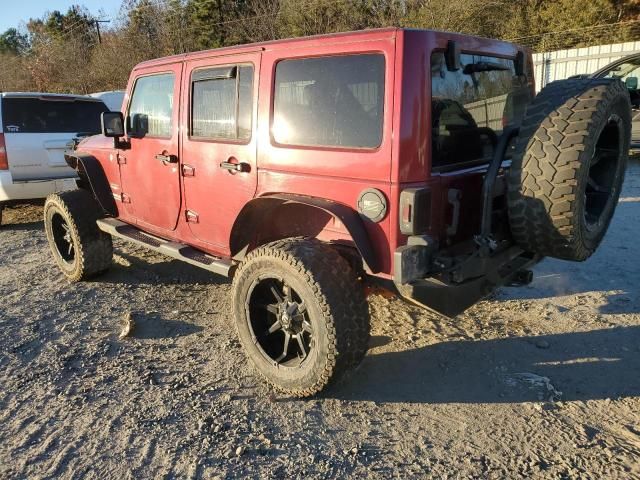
[508,269,533,287]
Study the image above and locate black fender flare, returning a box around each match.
[64,152,118,217]
[230,193,379,274]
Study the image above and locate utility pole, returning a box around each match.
[94,19,110,44]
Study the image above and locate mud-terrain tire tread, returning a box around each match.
[508,78,630,260]
[44,189,113,282]
[232,237,370,397]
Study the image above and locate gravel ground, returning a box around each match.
[0,160,639,480]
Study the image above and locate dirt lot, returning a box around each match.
[1,161,639,480]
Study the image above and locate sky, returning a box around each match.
[0,1,122,32]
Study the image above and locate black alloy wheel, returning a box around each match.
[50,211,76,264]
[247,277,315,367]
[584,117,623,231]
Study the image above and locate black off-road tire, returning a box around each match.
[232,238,370,397]
[44,189,113,282]
[508,78,631,261]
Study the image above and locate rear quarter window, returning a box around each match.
[1,97,108,134]
[272,53,385,149]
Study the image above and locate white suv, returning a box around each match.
[0,93,108,224]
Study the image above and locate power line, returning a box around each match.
[507,19,640,52]
[508,18,640,42]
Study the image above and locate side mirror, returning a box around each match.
[101,111,125,138]
[625,76,638,90]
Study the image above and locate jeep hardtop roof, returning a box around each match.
[131,27,523,71]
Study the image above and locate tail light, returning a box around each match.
[0,134,8,170]
[399,187,431,235]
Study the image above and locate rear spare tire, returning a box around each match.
[508,78,631,261]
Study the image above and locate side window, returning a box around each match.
[273,54,385,149]
[431,52,531,170]
[128,73,175,138]
[191,65,254,141]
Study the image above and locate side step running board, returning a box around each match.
[96,218,235,278]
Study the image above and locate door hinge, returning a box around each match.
[113,193,131,204]
[185,210,199,223]
[116,153,127,165]
[182,164,195,177]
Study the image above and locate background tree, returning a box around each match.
[0,28,29,55]
[0,0,639,93]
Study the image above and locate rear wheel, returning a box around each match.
[44,190,113,281]
[508,78,631,261]
[232,238,370,397]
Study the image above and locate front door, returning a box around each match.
[180,53,260,255]
[118,64,183,232]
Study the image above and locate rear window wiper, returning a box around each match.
[463,62,510,74]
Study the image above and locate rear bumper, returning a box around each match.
[394,239,541,317]
[0,171,77,202]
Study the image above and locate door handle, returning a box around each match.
[220,161,250,173]
[155,153,178,165]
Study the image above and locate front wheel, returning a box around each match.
[44,190,113,282]
[232,238,370,397]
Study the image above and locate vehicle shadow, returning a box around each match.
[98,249,228,287]
[498,197,639,315]
[333,326,640,404]
[0,220,43,232]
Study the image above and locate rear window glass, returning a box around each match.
[273,54,385,149]
[431,52,532,170]
[1,97,108,134]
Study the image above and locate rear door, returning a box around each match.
[180,53,260,253]
[1,96,108,180]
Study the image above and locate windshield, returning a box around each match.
[2,97,108,134]
[431,52,532,170]
[601,58,640,82]
[600,57,640,108]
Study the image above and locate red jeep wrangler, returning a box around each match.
[45,28,630,396]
